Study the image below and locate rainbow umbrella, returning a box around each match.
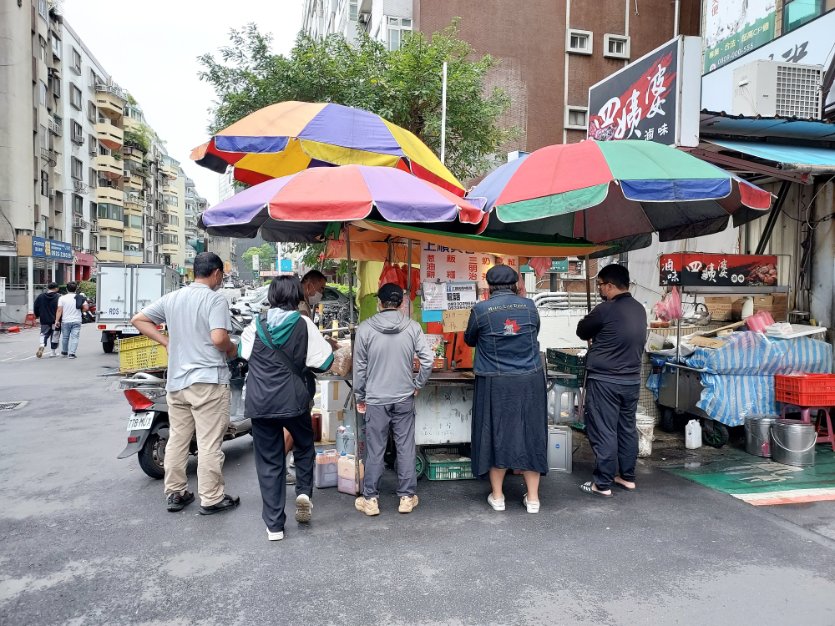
[198,165,482,242]
[468,140,772,244]
[191,101,464,195]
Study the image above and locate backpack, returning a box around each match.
[75,294,86,310]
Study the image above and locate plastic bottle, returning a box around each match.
[547,387,558,423]
[335,425,347,455]
[337,423,355,456]
[685,419,703,449]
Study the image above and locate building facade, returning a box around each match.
[301,0,414,50]
[0,1,201,321]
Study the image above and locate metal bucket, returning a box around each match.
[770,419,817,467]
[744,415,777,458]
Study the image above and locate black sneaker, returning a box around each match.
[166,491,195,512]
[68,354,77,359]
[198,494,240,515]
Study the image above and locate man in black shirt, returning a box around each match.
[576,264,647,497]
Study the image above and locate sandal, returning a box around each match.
[613,478,636,492]
[579,481,613,498]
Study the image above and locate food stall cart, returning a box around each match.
[649,252,831,446]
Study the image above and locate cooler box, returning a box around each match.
[548,425,572,473]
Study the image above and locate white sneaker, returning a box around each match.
[49,350,58,358]
[295,494,312,523]
[267,529,284,541]
[487,494,505,511]
[523,494,540,513]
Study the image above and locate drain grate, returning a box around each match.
[0,401,27,411]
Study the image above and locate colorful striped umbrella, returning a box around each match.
[198,165,482,242]
[191,101,464,195]
[468,140,772,244]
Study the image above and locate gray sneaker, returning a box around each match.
[286,468,296,485]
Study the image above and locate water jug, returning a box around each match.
[338,453,359,495]
[685,419,702,449]
[314,449,338,488]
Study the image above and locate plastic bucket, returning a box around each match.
[636,413,655,458]
[744,415,777,458]
[770,419,816,467]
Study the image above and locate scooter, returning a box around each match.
[117,360,252,479]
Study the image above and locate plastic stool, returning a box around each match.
[780,404,835,452]
[23,313,36,328]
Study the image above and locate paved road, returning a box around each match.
[2,325,835,625]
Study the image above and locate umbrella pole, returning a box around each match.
[585,255,592,313]
[407,238,413,319]
[347,228,355,341]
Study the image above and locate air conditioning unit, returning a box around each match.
[89,147,98,157]
[73,179,86,193]
[73,216,85,229]
[733,60,823,119]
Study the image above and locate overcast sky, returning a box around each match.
[63,0,304,205]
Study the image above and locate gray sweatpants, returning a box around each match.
[362,397,416,498]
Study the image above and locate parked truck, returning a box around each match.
[96,263,179,353]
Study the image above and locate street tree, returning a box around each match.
[240,243,277,275]
[198,21,514,182]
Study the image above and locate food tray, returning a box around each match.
[775,374,835,406]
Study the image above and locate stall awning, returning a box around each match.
[707,140,835,173]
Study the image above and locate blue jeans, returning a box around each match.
[61,322,81,356]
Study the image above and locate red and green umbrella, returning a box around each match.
[191,101,464,195]
[468,140,772,244]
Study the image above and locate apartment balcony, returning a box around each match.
[122,146,144,163]
[124,228,143,244]
[95,118,123,150]
[98,218,125,231]
[161,243,180,255]
[98,250,124,263]
[94,154,123,179]
[95,187,124,206]
[123,193,145,210]
[123,116,141,132]
[162,223,179,235]
[95,84,126,118]
[123,174,144,192]
[160,163,178,180]
[48,116,62,137]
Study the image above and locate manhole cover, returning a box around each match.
[0,401,27,411]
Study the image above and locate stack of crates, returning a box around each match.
[546,348,586,388]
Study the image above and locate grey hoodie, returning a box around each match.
[353,309,434,405]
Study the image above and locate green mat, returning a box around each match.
[665,446,835,506]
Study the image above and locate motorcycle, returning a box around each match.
[117,318,253,479]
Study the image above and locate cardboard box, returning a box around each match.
[320,409,343,442]
[703,296,735,321]
[731,294,788,322]
[320,380,350,411]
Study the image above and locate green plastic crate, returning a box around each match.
[426,453,474,481]
[546,348,586,388]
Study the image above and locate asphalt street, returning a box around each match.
[2,324,835,625]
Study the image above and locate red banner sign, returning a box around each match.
[659,253,778,287]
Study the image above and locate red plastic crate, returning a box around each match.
[775,374,835,407]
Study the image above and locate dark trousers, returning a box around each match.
[362,398,417,498]
[39,324,58,349]
[584,379,640,490]
[251,414,315,532]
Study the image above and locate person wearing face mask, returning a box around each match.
[575,263,647,499]
[131,252,241,515]
[299,270,326,320]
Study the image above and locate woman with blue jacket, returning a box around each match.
[464,265,548,513]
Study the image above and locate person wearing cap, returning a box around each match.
[353,283,434,516]
[464,264,548,513]
[576,263,646,498]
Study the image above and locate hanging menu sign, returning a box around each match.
[659,253,778,287]
[420,242,518,290]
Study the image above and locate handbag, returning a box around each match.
[255,312,316,400]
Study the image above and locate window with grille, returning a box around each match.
[567,29,593,55]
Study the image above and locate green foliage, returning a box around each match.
[198,22,513,182]
[240,243,276,274]
[124,127,151,153]
[77,280,96,301]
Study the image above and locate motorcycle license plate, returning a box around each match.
[126,413,153,432]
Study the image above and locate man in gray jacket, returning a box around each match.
[354,283,433,516]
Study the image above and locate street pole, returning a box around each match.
[440,61,448,165]
[27,257,34,314]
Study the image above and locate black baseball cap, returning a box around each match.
[486,264,518,286]
[377,283,404,304]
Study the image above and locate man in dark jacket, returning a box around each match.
[576,264,647,498]
[354,283,433,516]
[33,282,61,358]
